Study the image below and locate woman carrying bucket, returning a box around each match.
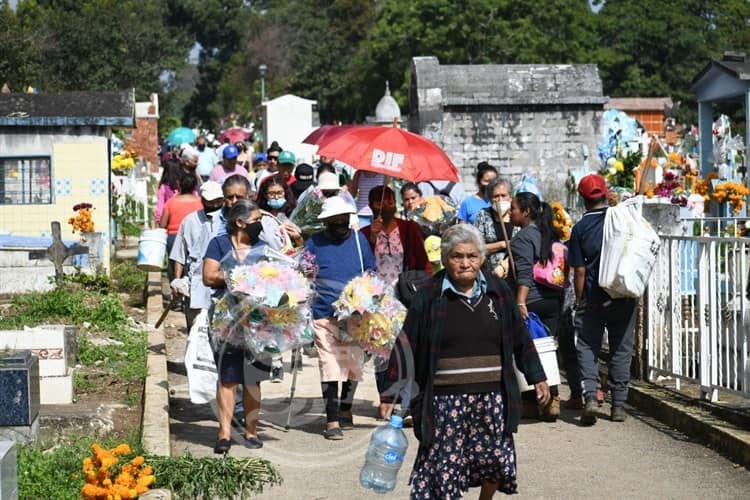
[508,192,565,421]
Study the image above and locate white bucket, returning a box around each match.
[513,336,561,392]
[137,228,167,272]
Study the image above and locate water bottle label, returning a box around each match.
[383,451,403,464]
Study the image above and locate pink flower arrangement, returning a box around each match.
[211,258,314,357]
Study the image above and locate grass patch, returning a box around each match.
[0,288,128,331]
[110,260,148,295]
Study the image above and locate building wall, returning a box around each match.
[420,105,602,203]
[130,117,159,172]
[628,110,665,136]
[0,129,112,269]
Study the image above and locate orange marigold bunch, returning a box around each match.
[68,202,95,234]
[81,443,154,500]
[550,201,573,241]
[692,172,718,203]
[712,181,750,215]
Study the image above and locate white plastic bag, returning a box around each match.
[184,309,217,404]
[598,196,661,298]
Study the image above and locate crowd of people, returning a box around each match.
[157,136,635,498]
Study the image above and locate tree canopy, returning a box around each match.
[1,0,748,131]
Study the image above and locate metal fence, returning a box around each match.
[647,232,750,401]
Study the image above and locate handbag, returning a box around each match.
[532,241,569,290]
[524,312,550,339]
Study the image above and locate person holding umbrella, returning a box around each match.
[304,197,376,440]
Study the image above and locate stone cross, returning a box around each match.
[28,222,89,282]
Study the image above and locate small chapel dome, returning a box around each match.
[374,81,401,124]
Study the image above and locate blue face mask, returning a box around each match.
[267,197,286,210]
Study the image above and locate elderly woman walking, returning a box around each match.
[390,224,549,499]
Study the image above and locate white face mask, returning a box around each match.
[495,200,511,215]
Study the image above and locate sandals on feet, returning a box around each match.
[244,435,263,449]
[323,427,344,440]
[214,438,232,454]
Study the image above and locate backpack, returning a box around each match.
[533,242,569,290]
[598,196,660,298]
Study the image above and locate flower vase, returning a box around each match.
[81,231,103,260]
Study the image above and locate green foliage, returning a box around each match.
[76,328,148,385]
[0,288,127,331]
[112,191,147,239]
[53,270,113,294]
[111,260,148,295]
[17,434,143,500]
[149,452,282,499]
[6,0,190,99]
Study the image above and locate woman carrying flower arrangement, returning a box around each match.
[303,196,376,440]
[203,199,270,453]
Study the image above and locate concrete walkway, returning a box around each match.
[161,309,750,499]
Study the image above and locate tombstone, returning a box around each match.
[0,350,40,443]
[0,441,18,500]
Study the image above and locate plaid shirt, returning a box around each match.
[386,269,546,449]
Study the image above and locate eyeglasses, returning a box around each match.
[266,189,285,199]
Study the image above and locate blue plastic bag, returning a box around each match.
[524,312,550,339]
[514,174,543,201]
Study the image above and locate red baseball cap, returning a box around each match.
[578,174,607,200]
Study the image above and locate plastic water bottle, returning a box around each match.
[360,415,409,494]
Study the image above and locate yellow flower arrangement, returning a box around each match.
[712,181,750,215]
[112,147,138,175]
[550,201,573,241]
[81,443,154,500]
[68,203,95,235]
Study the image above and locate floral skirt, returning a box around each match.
[409,391,517,499]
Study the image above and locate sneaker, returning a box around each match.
[581,397,598,426]
[611,406,628,422]
[270,366,283,383]
[323,427,344,440]
[540,396,560,422]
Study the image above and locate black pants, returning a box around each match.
[321,380,358,423]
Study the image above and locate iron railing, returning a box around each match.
[647,232,750,401]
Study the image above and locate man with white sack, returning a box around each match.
[568,173,637,425]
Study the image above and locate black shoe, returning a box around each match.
[581,397,598,426]
[214,438,232,454]
[270,366,283,383]
[323,427,344,440]
[611,406,628,422]
[244,435,263,449]
[402,410,413,428]
[338,413,354,430]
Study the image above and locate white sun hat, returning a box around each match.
[318,196,356,220]
[317,171,341,191]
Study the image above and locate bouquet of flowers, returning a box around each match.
[333,272,407,366]
[550,201,573,241]
[406,195,457,236]
[211,250,314,358]
[68,202,95,235]
[712,181,749,215]
[290,187,357,235]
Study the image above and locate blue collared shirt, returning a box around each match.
[441,271,488,304]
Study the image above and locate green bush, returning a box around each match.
[76,328,147,385]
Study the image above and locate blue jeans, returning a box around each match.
[574,298,637,406]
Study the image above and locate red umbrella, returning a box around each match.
[219,127,252,144]
[302,124,355,146]
[316,126,459,182]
